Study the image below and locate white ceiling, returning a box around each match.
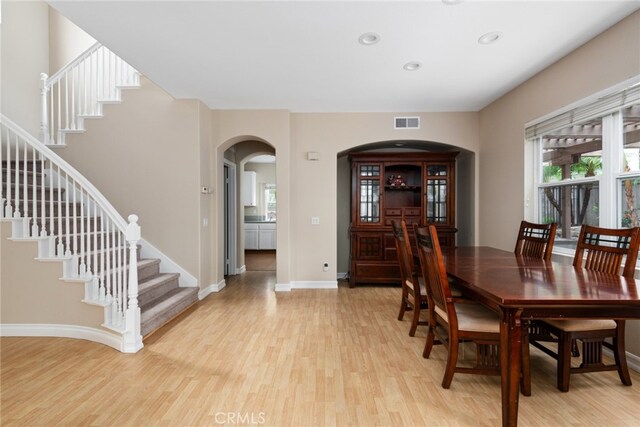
[50,1,640,112]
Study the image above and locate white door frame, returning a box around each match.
[224,159,237,275]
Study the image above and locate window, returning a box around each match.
[264,184,276,221]
[528,81,640,253]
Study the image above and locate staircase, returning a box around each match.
[1,43,199,351]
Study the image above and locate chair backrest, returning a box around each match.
[391,220,418,293]
[573,225,640,277]
[514,220,557,260]
[413,224,452,316]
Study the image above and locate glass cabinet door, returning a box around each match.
[426,164,449,224]
[358,164,382,224]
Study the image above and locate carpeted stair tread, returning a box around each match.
[138,273,180,307]
[140,287,198,337]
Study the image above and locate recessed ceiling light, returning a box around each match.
[478,31,503,45]
[403,62,422,71]
[442,0,463,5]
[358,32,380,46]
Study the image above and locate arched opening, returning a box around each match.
[219,138,276,282]
[336,140,475,282]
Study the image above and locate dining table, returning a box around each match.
[440,246,640,427]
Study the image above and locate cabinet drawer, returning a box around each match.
[404,207,421,216]
[385,208,402,216]
[245,223,259,230]
[404,216,421,226]
[260,223,276,230]
[384,217,402,226]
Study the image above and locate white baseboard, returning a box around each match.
[236,265,246,274]
[291,281,338,289]
[139,238,197,287]
[275,283,291,292]
[604,347,640,373]
[0,323,124,352]
[337,272,348,280]
[198,279,226,300]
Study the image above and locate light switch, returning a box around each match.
[311,217,320,225]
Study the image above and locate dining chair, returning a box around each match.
[514,220,557,260]
[530,224,640,392]
[414,224,530,390]
[392,219,427,337]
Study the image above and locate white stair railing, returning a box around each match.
[40,42,140,146]
[1,114,142,352]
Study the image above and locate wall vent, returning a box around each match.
[394,116,420,129]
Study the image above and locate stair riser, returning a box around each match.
[32,218,102,235]
[141,291,198,337]
[139,277,180,307]
[138,262,160,282]
[2,185,65,199]
[1,173,45,186]
[77,245,142,269]
[54,232,124,252]
[5,200,82,216]
[2,162,44,172]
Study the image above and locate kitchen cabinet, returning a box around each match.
[244,222,276,250]
[242,171,257,206]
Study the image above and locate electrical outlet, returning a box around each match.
[323,262,329,272]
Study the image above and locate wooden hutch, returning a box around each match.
[349,152,458,287]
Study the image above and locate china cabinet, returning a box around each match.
[349,152,458,287]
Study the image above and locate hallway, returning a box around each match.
[2,272,639,426]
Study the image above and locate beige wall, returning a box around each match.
[0,223,104,327]
[336,155,351,274]
[478,11,640,357]
[1,1,49,137]
[288,112,480,282]
[59,77,202,283]
[199,101,213,288]
[48,6,95,73]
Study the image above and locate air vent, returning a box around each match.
[394,116,420,129]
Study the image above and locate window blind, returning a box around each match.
[525,83,640,139]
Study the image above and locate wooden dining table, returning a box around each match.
[440,246,640,427]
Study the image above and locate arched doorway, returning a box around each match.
[220,139,276,279]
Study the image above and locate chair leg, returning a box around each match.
[613,321,632,386]
[398,293,408,321]
[409,302,420,337]
[521,324,532,397]
[442,329,459,389]
[423,310,436,359]
[557,333,572,392]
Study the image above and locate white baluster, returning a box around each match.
[70,68,76,130]
[79,189,86,276]
[40,73,49,144]
[64,73,69,131]
[13,133,20,220]
[40,154,46,236]
[4,128,11,218]
[31,148,38,236]
[99,207,106,302]
[56,166,63,255]
[71,179,78,277]
[56,81,61,144]
[64,172,71,257]
[22,143,29,236]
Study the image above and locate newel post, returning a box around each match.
[40,73,49,144]
[123,214,143,353]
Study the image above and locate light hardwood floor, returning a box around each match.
[2,272,639,426]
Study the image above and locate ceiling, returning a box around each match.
[49,1,640,113]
